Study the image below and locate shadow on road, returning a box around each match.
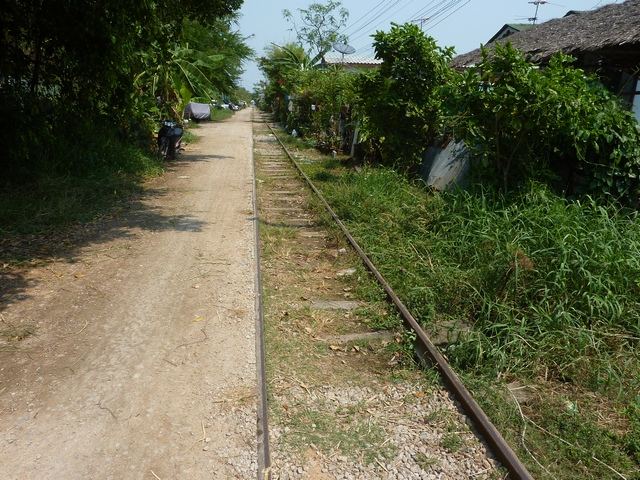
[0,181,206,313]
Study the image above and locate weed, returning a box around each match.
[0,142,162,236]
[280,405,396,464]
[0,323,35,342]
[296,155,640,478]
[624,397,640,464]
[181,129,198,145]
[414,452,438,470]
[210,109,234,122]
[441,432,463,452]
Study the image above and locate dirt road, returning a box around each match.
[0,109,259,479]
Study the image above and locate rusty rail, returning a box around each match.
[252,111,272,480]
[264,121,534,480]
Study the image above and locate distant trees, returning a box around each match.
[283,1,349,60]
[258,43,311,121]
[1,0,249,182]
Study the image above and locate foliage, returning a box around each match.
[135,17,252,120]
[355,23,454,168]
[232,86,253,104]
[0,123,163,235]
[286,67,358,150]
[298,153,640,478]
[448,43,640,200]
[283,1,349,58]
[320,169,640,386]
[258,43,311,121]
[0,0,242,119]
[1,1,247,185]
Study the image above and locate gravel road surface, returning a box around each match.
[0,109,259,479]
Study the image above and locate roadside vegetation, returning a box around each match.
[1,1,250,236]
[257,4,640,478]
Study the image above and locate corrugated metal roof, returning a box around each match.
[323,55,383,66]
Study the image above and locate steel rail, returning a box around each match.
[252,110,272,480]
[264,121,534,480]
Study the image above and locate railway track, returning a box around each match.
[252,111,532,480]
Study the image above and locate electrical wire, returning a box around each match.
[403,0,449,22]
[348,0,425,43]
[346,0,405,39]
[350,0,471,57]
[424,0,471,30]
[341,0,390,34]
[349,0,446,51]
[423,0,468,25]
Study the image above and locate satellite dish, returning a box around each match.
[333,42,356,55]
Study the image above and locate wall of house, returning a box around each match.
[633,79,640,122]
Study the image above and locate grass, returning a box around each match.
[0,131,163,237]
[276,405,396,464]
[286,136,640,479]
[441,432,464,453]
[0,321,36,342]
[182,129,198,145]
[210,108,234,122]
[414,452,438,470]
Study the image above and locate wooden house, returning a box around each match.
[451,0,640,119]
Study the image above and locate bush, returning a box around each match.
[448,44,640,201]
[287,67,357,151]
[355,23,454,168]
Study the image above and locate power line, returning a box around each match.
[404,0,449,22]
[424,0,468,25]
[341,0,391,35]
[425,0,471,30]
[351,0,472,56]
[346,0,405,40]
[348,0,422,43]
[351,0,449,45]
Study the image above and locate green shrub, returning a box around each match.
[287,67,357,150]
[448,44,640,201]
[355,23,454,168]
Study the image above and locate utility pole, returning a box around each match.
[411,17,430,30]
[528,0,547,24]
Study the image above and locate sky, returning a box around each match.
[237,0,621,90]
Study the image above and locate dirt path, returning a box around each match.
[0,110,259,479]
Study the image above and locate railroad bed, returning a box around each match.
[252,112,523,480]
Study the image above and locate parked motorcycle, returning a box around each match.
[157,120,183,160]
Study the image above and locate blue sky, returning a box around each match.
[237,0,621,89]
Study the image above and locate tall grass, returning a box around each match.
[318,168,640,387]
[302,160,640,477]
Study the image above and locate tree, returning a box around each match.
[355,23,454,168]
[136,17,253,119]
[283,1,349,59]
[258,43,310,120]
[0,0,246,182]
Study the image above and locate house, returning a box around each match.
[321,54,383,71]
[486,23,535,44]
[451,0,640,119]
